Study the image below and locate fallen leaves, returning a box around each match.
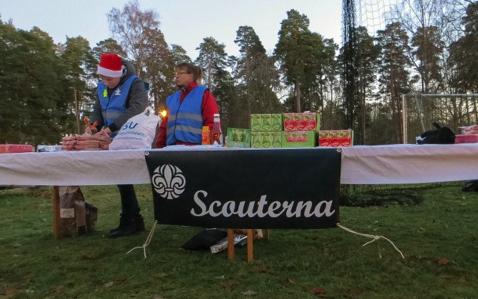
[242,289,257,296]
[437,257,449,265]
[311,287,326,297]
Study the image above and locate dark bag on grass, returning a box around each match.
[181,229,227,250]
[59,186,97,237]
[416,122,455,144]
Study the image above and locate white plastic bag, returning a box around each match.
[109,108,160,150]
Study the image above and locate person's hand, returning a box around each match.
[84,126,96,135]
[98,127,112,137]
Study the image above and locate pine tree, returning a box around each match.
[376,22,412,143]
[234,26,281,118]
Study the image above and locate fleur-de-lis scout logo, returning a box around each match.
[114,88,121,96]
[152,164,186,200]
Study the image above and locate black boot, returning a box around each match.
[108,214,145,238]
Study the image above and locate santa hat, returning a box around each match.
[97,53,124,78]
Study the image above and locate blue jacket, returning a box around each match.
[96,75,138,127]
[166,85,207,145]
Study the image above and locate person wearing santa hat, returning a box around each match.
[89,52,148,238]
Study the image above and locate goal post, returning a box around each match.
[402,93,478,144]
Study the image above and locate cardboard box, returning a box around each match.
[455,134,478,143]
[0,144,34,153]
[251,131,283,148]
[318,130,353,147]
[282,131,316,148]
[250,114,283,132]
[283,112,320,131]
[226,128,251,148]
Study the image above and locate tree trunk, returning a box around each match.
[74,88,80,134]
[295,82,301,113]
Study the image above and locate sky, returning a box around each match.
[0,0,342,59]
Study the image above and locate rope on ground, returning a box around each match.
[127,220,158,259]
[337,223,405,259]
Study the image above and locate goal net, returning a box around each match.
[402,94,478,144]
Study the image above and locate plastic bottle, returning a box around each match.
[211,113,223,145]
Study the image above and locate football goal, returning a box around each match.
[401,93,478,144]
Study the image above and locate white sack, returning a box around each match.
[109,108,160,150]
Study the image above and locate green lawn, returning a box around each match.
[0,184,477,298]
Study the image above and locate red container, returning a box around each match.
[455,134,478,143]
[318,137,353,147]
[0,144,34,153]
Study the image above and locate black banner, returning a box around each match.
[145,148,341,229]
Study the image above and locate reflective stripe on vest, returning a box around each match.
[97,75,138,127]
[166,85,207,145]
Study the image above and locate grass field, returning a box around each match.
[0,184,477,298]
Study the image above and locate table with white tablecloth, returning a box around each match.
[1,144,478,186]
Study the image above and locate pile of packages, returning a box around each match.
[318,129,353,147]
[455,125,478,143]
[225,112,353,148]
[61,133,111,151]
[282,112,319,148]
[0,144,34,153]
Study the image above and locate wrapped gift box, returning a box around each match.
[250,114,283,132]
[283,112,320,132]
[226,128,251,148]
[251,131,283,148]
[282,131,316,148]
[318,130,353,147]
[455,134,478,143]
[0,144,34,153]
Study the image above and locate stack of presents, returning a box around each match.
[225,112,353,148]
[455,125,478,143]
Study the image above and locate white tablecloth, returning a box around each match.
[1,144,477,186]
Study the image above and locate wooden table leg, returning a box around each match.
[247,229,254,263]
[227,229,235,261]
[52,186,61,239]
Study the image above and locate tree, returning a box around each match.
[338,26,379,141]
[108,0,175,109]
[0,23,65,143]
[234,26,281,118]
[318,38,341,130]
[60,36,96,134]
[141,28,175,110]
[449,2,478,92]
[392,0,469,93]
[170,44,191,65]
[195,37,231,89]
[411,26,444,93]
[376,22,412,143]
[275,10,334,114]
[92,38,126,59]
[195,37,236,128]
[343,26,379,144]
[275,9,311,112]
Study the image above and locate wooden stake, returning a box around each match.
[52,186,61,239]
[247,229,254,263]
[227,229,234,261]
